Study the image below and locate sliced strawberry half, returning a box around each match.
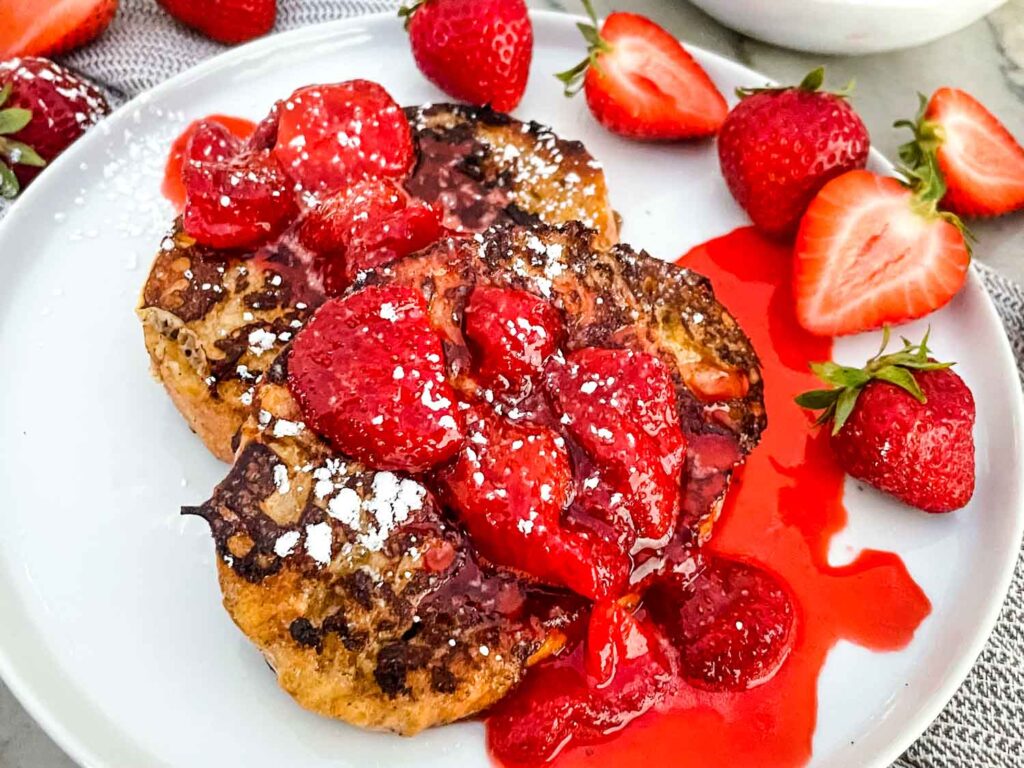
[0,0,117,58]
[163,116,255,210]
[464,285,564,397]
[288,285,465,473]
[794,169,971,336]
[546,347,686,541]
[897,87,1024,218]
[438,404,629,600]
[557,2,727,140]
[273,80,414,198]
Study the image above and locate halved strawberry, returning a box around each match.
[163,116,256,210]
[273,80,414,198]
[299,178,444,294]
[793,168,971,336]
[546,347,686,541]
[556,1,726,140]
[0,0,117,58]
[288,285,465,473]
[897,87,1024,218]
[464,285,564,397]
[438,404,629,600]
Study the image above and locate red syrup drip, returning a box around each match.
[486,226,932,768]
[161,115,257,211]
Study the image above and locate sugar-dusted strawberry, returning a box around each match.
[488,601,672,764]
[646,554,795,690]
[464,285,564,396]
[438,404,628,600]
[181,124,295,249]
[273,80,414,198]
[793,167,971,336]
[300,178,444,294]
[288,285,465,473]
[0,0,117,58]
[402,0,532,113]
[718,67,870,238]
[546,347,686,541]
[162,116,257,209]
[157,0,274,45]
[897,87,1024,218]
[556,1,726,140]
[796,329,975,513]
[0,57,108,196]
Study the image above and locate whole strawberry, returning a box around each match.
[718,68,869,238]
[401,0,532,113]
[0,57,109,197]
[0,0,118,58]
[797,330,975,513]
[157,0,275,45]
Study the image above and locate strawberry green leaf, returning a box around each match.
[0,83,11,108]
[0,107,32,135]
[798,67,825,92]
[0,160,19,199]
[796,326,955,435]
[1,139,45,168]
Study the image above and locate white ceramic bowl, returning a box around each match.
[689,0,1007,54]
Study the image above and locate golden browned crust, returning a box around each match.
[140,105,620,462]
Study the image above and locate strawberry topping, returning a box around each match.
[646,555,796,690]
[181,135,295,249]
[273,81,414,198]
[300,178,444,295]
[163,116,256,210]
[547,348,686,541]
[438,405,629,600]
[287,285,465,473]
[464,285,564,397]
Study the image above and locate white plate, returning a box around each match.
[0,11,1021,768]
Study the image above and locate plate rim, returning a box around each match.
[0,10,1021,768]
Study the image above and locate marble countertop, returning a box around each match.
[2,1,1022,766]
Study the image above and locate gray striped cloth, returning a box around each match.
[3,1,1023,765]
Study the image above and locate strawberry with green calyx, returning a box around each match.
[556,0,727,140]
[0,83,45,198]
[896,87,1024,218]
[796,328,976,513]
[718,66,870,238]
[793,152,973,336]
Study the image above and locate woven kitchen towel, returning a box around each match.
[3,1,1024,766]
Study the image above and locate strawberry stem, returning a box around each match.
[735,66,855,100]
[795,327,954,435]
[0,93,46,199]
[397,1,426,29]
[555,0,611,97]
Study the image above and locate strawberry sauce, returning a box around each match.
[161,115,256,211]
[486,227,931,767]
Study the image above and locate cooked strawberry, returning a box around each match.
[273,80,414,198]
[0,0,117,58]
[796,329,975,512]
[646,554,795,690]
[438,405,628,600]
[556,2,726,140]
[897,87,1024,218]
[402,0,533,113]
[546,348,686,541]
[181,139,295,249]
[464,286,564,396]
[157,0,274,45]
[288,285,465,473]
[0,57,108,196]
[162,116,256,210]
[718,67,870,238]
[488,601,672,764]
[299,178,444,294]
[793,169,971,336]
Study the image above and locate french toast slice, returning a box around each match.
[138,104,618,461]
[188,223,765,734]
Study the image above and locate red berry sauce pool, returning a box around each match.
[486,227,931,767]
